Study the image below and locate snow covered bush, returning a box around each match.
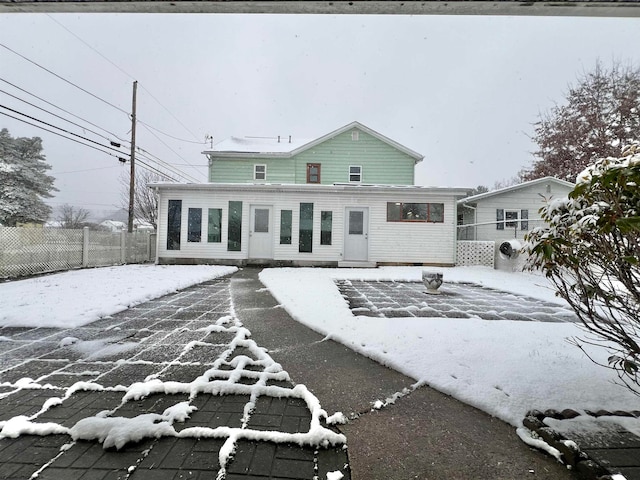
[526,144,640,394]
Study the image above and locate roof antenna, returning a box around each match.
[289,135,291,143]
[205,134,213,149]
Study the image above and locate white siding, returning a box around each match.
[473,182,573,243]
[156,187,459,265]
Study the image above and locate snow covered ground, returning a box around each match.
[0,265,237,328]
[259,266,640,432]
[1,264,637,437]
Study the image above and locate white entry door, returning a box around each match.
[249,205,273,259]
[344,207,369,261]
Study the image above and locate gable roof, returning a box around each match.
[203,121,424,163]
[458,176,575,205]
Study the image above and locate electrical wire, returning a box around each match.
[45,15,202,144]
[140,123,204,179]
[0,110,125,160]
[0,87,123,146]
[0,43,130,116]
[137,119,205,144]
[0,77,129,145]
[0,104,125,155]
[55,166,121,175]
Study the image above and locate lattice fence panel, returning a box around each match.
[0,227,83,278]
[126,231,152,264]
[456,241,495,267]
[88,231,122,267]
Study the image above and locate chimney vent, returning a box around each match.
[278,135,280,143]
[289,135,292,143]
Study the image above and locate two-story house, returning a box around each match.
[152,121,470,266]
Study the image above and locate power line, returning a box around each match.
[0,42,129,116]
[0,77,129,145]
[55,166,120,175]
[0,110,124,160]
[0,104,126,155]
[135,148,199,183]
[0,77,195,181]
[0,87,121,146]
[137,120,206,144]
[140,123,204,179]
[45,15,202,144]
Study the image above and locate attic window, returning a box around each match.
[254,164,266,181]
[351,131,359,141]
[307,163,321,184]
[349,165,362,182]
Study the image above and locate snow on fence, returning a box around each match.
[456,241,495,267]
[0,226,156,279]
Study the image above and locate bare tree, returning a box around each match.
[58,204,91,229]
[524,60,640,182]
[120,169,161,229]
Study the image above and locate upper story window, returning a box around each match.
[387,202,444,223]
[307,163,321,184]
[349,165,362,183]
[254,164,266,181]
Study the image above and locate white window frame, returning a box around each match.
[254,164,267,181]
[351,131,359,141]
[504,209,520,228]
[349,165,362,183]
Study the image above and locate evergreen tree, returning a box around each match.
[0,129,57,226]
[524,61,640,182]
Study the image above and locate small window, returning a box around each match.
[349,165,362,183]
[254,164,266,181]
[351,131,359,141]
[208,208,222,243]
[505,210,519,228]
[386,202,444,223]
[321,211,332,245]
[280,210,292,244]
[307,163,321,184]
[188,208,202,242]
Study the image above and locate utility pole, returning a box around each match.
[128,80,137,233]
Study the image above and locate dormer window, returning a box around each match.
[349,165,362,183]
[307,163,321,184]
[254,164,266,181]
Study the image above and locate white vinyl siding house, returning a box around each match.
[457,177,575,242]
[153,184,468,267]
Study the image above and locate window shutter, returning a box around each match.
[520,209,529,230]
[496,209,504,230]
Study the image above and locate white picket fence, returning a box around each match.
[0,226,156,279]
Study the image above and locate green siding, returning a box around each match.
[208,128,417,185]
[209,157,296,183]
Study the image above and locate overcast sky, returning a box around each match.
[1,13,640,218]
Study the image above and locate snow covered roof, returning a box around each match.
[458,176,575,205]
[203,121,424,163]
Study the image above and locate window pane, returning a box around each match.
[167,200,182,250]
[349,211,364,235]
[403,203,427,221]
[307,164,320,183]
[321,211,332,245]
[505,210,519,228]
[349,166,361,182]
[228,201,243,251]
[299,203,313,253]
[429,203,444,223]
[280,210,292,245]
[254,208,269,233]
[255,165,266,180]
[188,208,202,242]
[208,208,221,243]
[387,203,402,221]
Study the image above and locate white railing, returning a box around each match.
[0,226,156,279]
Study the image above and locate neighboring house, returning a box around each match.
[99,220,126,232]
[152,121,470,267]
[205,121,422,186]
[457,176,575,242]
